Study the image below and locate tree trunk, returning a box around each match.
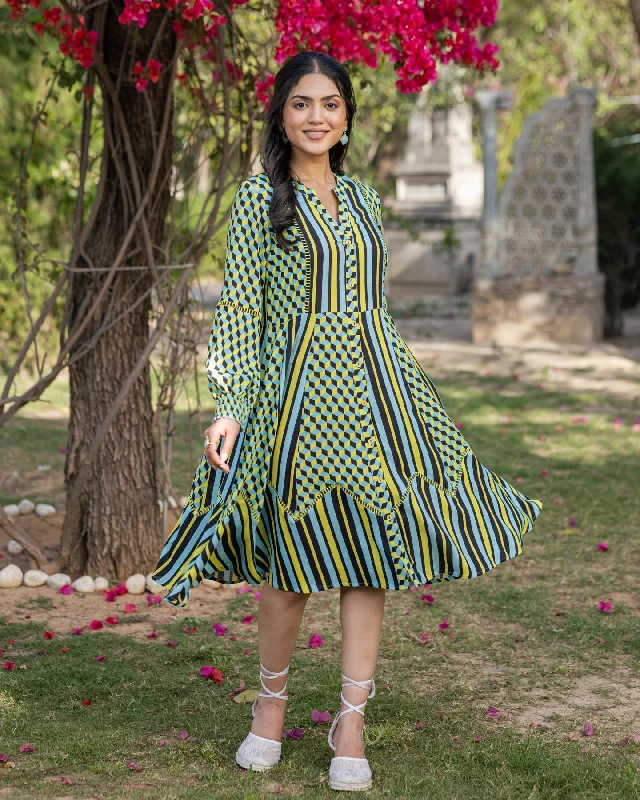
[62,6,175,578]
[631,0,640,43]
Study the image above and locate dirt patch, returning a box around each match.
[0,581,257,642]
[511,669,640,742]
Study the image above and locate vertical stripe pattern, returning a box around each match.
[151,172,543,607]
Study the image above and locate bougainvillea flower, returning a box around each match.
[284,727,304,739]
[598,601,613,613]
[43,631,55,639]
[596,542,609,551]
[124,603,136,613]
[212,623,227,636]
[200,665,224,683]
[308,632,325,648]
[105,616,119,625]
[241,614,256,624]
[311,710,332,723]
[60,584,73,595]
[484,706,500,717]
[87,620,103,630]
[438,620,450,631]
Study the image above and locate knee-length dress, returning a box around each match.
[151,171,543,607]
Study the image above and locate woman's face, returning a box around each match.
[282,72,348,158]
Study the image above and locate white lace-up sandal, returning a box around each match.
[235,662,290,771]
[327,673,376,791]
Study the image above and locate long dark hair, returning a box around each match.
[259,51,357,250]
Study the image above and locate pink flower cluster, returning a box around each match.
[6,0,498,102]
[272,0,499,96]
[7,0,97,70]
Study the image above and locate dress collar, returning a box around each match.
[291,172,345,196]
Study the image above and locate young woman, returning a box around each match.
[152,52,543,792]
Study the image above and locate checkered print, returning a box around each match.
[150,171,542,609]
[294,315,391,515]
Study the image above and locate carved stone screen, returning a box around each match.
[498,98,582,276]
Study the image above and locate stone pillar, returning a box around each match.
[572,86,599,275]
[475,90,512,278]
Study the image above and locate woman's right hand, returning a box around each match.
[204,418,241,474]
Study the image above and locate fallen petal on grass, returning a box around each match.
[309,632,325,648]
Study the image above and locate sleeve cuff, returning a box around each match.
[212,394,249,429]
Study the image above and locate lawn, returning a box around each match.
[1,345,639,798]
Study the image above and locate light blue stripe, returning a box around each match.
[325,493,359,584]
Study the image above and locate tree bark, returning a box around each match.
[631,0,640,43]
[62,6,175,578]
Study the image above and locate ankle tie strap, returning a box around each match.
[328,673,376,752]
[252,662,290,717]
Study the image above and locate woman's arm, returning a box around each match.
[204,179,266,469]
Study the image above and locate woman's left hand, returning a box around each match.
[204,418,241,474]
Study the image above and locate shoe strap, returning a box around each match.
[252,662,290,717]
[258,662,290,700]
[328,673,375,752]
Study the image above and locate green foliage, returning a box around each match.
[593,109,640,334]
[491,0,640,186]
[0,10,86,370]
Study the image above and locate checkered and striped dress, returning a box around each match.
[152,171,543,607]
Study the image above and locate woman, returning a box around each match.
[152,52,543,792]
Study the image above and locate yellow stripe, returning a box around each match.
[277,498,310,592]
[353,500,386,585]
[335,492,366,581]
[299,514,329,590]
[315,501,350,583]
[270,318,315,487]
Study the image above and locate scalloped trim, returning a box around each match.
[265,450,471,522]
[294,217,312,314]
[217,298,262,318]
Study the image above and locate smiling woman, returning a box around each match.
[150,50,543,792]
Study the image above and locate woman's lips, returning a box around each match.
[304,131,329,139]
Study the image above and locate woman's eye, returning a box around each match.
[293,102,339,109]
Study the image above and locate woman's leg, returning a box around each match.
[251,583,311,740]
[334,586,386,758]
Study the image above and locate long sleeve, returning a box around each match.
[206,179,266,429]
[371,187,382,228]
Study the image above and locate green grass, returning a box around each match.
[1,361,639,796]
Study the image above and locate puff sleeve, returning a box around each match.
[206,179,266,429]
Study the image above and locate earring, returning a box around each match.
[340,128,349,145]
[282,131,288,143]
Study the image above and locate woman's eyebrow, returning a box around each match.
[290,94,341,101]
